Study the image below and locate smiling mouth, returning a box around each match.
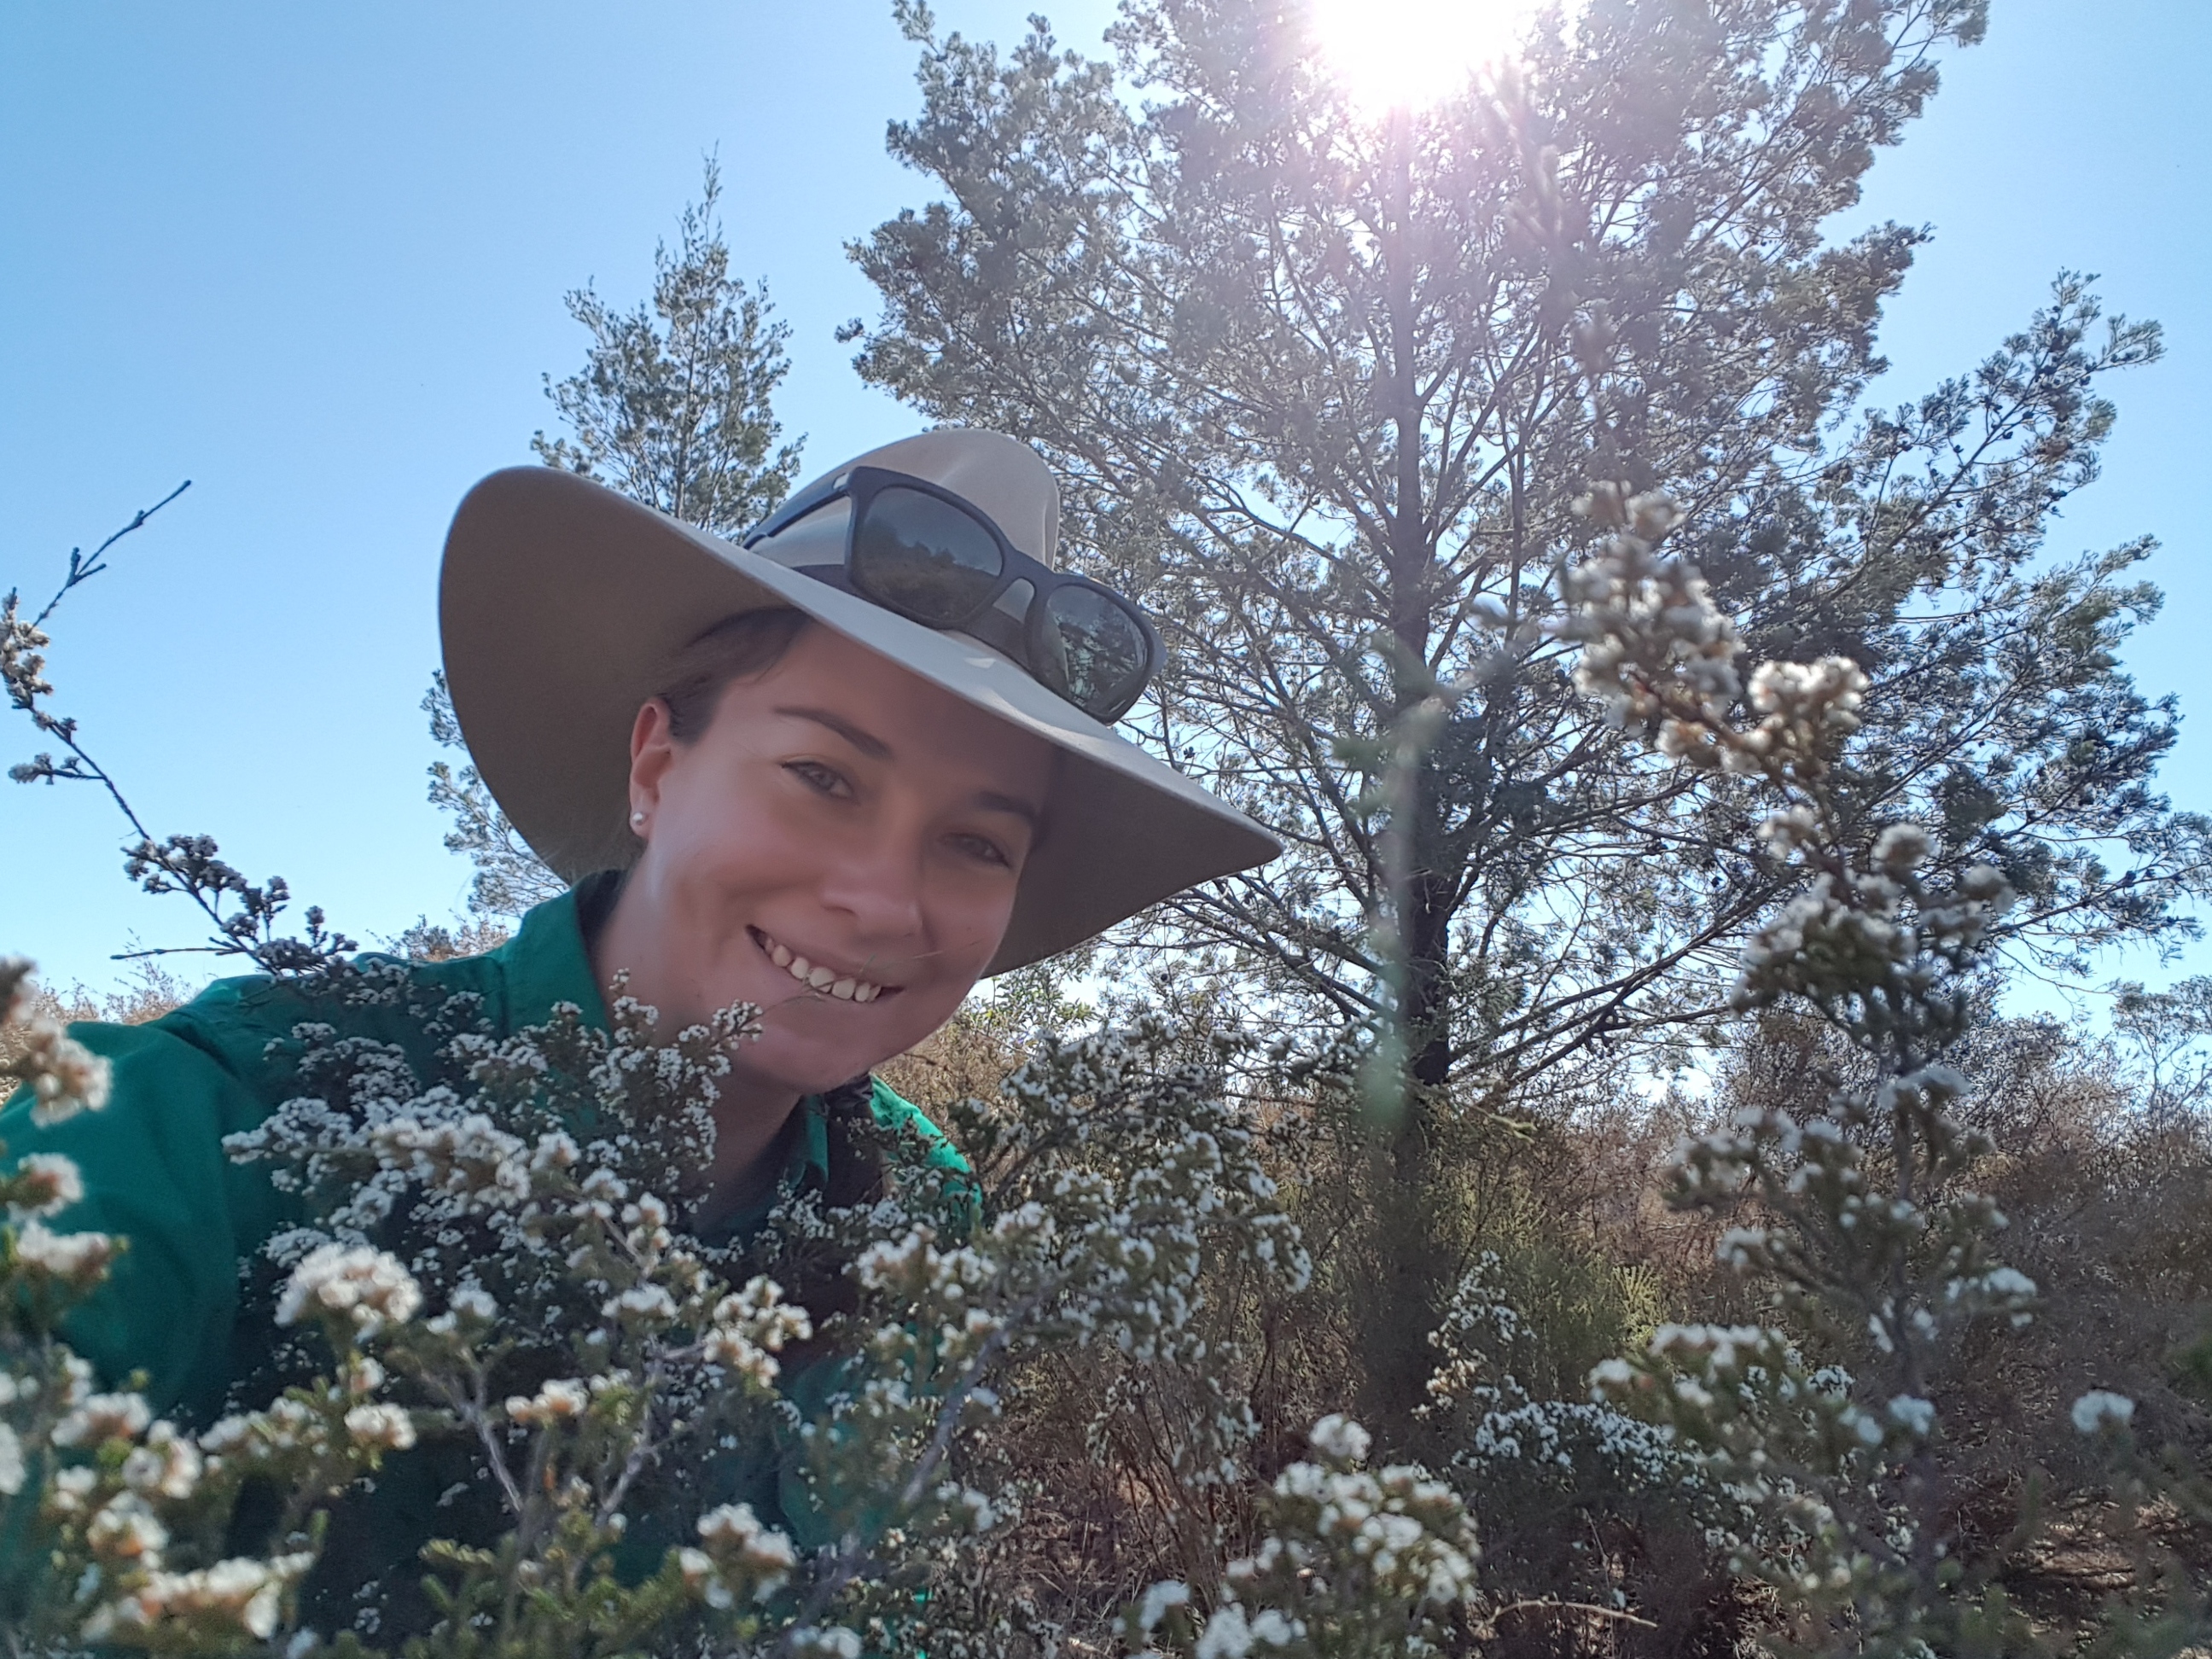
[748,928,899,1004]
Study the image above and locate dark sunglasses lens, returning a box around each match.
[1040,585,1152,719]
[851,486,1004,623]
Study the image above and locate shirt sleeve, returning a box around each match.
[1,1017,296,1423]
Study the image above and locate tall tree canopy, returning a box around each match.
[432,165,805,929]
[849,0,2208,1409]
[853,0,2198,1096]
[534,156,801,537]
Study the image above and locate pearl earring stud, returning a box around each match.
[630,810,647,828]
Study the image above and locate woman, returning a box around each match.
[0,428,1277,1553]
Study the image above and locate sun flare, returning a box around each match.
[1307,0,1558,113]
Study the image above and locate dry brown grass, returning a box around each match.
[0,959,191,1068]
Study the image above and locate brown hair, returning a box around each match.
[655,608,812,742]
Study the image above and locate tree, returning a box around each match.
[533,154,803,537]
[431,164,808,928]
[421,670,566,932]
[847,0,2209,1419]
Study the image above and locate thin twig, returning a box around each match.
[1486,1597,1660,1631]
[30,480,191,628]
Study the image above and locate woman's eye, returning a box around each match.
[949,831,1012,868]
[785,760,852,799]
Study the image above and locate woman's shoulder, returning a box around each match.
[99,942,518,1107]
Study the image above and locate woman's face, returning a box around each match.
[618,624,1056,1097]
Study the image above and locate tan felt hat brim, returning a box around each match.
[439,467,1280,976]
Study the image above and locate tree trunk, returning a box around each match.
[1357,105,1458,1441]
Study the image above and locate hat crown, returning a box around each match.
[799,428,1062,567]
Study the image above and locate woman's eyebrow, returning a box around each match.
[975,790,1043,830]
[776,705,893,760]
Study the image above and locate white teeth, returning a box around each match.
[760,930,888,1001]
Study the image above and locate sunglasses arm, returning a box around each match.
[742,473,851,548]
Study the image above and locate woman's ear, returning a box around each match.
[626,697,678,830]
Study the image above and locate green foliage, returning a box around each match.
[533,154,801,538]
[848,0,2205,1425]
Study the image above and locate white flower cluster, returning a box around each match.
[274,1242,423,1340]
[1554,486,1889,796]
[505,1377,590,1425]
[8,1150,83,1217]
[6,953,1327,1656]
[1728,657,1869,771]
[1547,465,2085,1650]
[11,1214,118,1289]
[692,1273,810,1391]
[1555,487,1738,731]
[1590,1324,1947,1590]
[52,1389,151,1449]
[786,1627,865,1658]
[1732,812,2016,1016]
[690,1499,800,1605]
[370,1111,534,1208]
[2069,1390,2135,1435]
[343,1401,417,1451]
[1421,1255,1722,1592]
[11,1331,412,1651]
[83,1551,315,1644]
[761,1017,1317,1654]
[2,957,111,1126]
[1138,1417,1480,1659]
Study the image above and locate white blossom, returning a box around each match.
[1307,1414,1371,1465]
[696,1501,797,1600]
[1138,1580,1191,1633]
[2070,1390,2135,1435]
[505,1378,590,1425]
[85,1493,169,1563]
[8,1151,84,1217]
[1871,823,1934,874]
[122,1423,205,1499]
[788,1628,863,1659]
[0,1423,23,1496]
[11,1217,117,1287]
[344,1403,417,1452]
[1887,1395,1937,1438]
[276,1243,422,1339]
[53,1390,151,1448]
[12,1019,112,1124]
[83,1552,313,1643]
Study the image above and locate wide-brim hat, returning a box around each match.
[439,428,1279,975]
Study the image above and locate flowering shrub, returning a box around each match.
[1131,1416,1481,1659]
[1562,482,2212,1653]
[1419,1250,1743,1620]
[0,940,1317,1655]
[0,955,381,1650]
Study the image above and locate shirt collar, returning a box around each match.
[493,878,617,1034]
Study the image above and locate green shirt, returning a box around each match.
[0,882,967,1576]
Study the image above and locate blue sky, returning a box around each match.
[3,0,2206,1001]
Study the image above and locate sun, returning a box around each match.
[1306,0,1558,113]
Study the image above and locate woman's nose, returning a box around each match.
[818,835,928,942]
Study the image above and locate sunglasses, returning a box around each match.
[742,465,1161,725]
